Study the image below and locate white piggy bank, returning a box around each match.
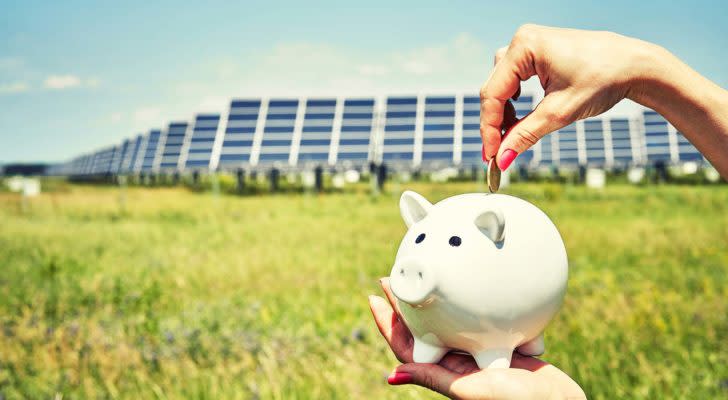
[389,191,568,369]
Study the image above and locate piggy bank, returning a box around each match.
[389,191,568,369]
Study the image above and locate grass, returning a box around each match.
[0,180,727,399]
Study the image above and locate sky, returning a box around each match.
[1,0,727,163]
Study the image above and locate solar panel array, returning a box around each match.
[185,115,221,170]
[52,94,704,176]
[160,122,189,172]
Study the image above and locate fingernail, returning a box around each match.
[481,144,487,162]
[498,149,518,171]
[387,371,413,385]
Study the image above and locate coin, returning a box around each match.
[487,159,501,193]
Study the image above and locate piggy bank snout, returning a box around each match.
[389,259,437,306]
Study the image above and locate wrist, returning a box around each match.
[624,41,678,109]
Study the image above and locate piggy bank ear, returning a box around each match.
[400,191,432,228]
[475,209,505,243]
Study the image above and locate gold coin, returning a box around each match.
[487,160,501,193]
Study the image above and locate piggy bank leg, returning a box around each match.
[473,348,513,369]
[516,334,545,356]
[412,337,448,364]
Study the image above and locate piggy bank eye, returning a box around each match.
[448,236,462,247]
[415,233,426,244]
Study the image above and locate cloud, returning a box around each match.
[133,106,163,124]
[357,64,389,77]
[198,96,229,112]
[0,57,24,70]
[43,74,102,90]
[0,82,29,94]
[110,112,123,123]
[86,77,101,88]
[44,75,82,89]
[245,32,493,94]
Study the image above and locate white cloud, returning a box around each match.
[133,106,163,124]
[44,75,82,89]
[198,96,229,112]
[43,74,102,90]
[357,64,389,77]
[110,112,123,123]
[0,82,29,94]
[0,57,24,70]
[86,77,101,88]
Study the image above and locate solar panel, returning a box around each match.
[110,140,130,174]
[511,96,535,164]
[79,154,90,175]
[159,122,189,171]
[123,134,145,174]
[184,115,220,170]
[90,146,115,175]
[583,119,606,165]
[460,95,534,166]
[382,96,417,165]
[609,118,634,165]
[643,110,672,162]
[421,96,455,167]
[460,95,481,165]
[558,123,579,165]
[676,131,701,161]
[257,99,299,165]
[296,98,336,166]
[219,99,260,169]
[540,134,555,164]
[336,98,374,165]
[90,151,103,174]
[141,129,162,172]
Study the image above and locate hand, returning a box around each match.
[369,278,586,400]
[480,24,658,171]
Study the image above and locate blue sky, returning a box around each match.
[1,0,726,163]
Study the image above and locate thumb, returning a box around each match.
[496,92,572,171]
[388,363,461,397]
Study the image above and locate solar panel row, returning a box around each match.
[55,95,704,176]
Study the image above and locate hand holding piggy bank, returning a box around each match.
[389,191,568,369]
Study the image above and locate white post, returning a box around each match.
[667,123,679,163]
[289,96,306,168]
[453,92,464,166]
[209,108,229,172]
[250,97,269,167]
[413,93,425,168]
[576,120,587,165]
[177,119,194,172]
[603,117,614,168]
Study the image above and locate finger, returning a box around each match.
[510,354,587,399]
[480,45,535,161]
[368,295,414,363]
[494,47,521,101]
[509,352,549,372]
[438,352,481,375]
[379,277,402,317]
[496,92,573,171]
[494,46,508,65]
[388,363,461,398]
[502,100,518,133]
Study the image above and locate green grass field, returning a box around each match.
[1,181,727,399]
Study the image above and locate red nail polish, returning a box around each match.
[387,372,413,385]
[498,149,518,171]
[481,144,487,162]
